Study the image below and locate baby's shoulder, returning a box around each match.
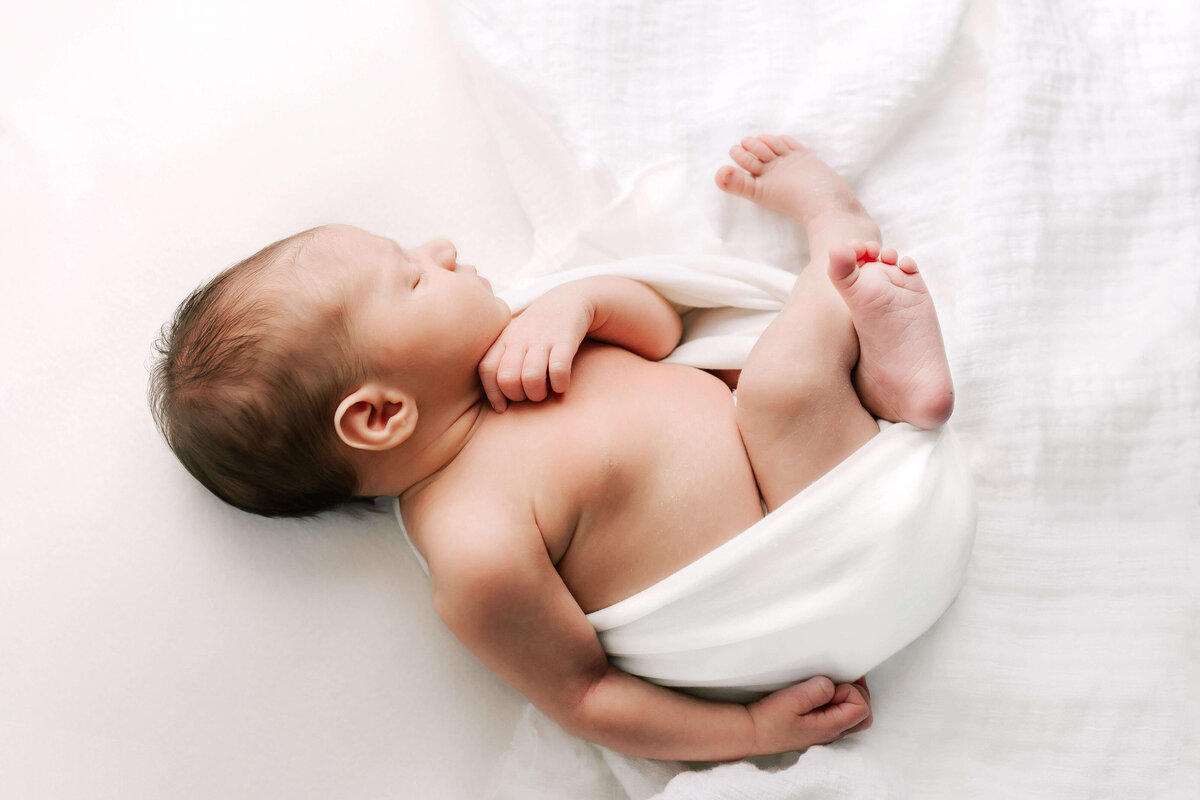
[402,470,540,577]
[406,495,553,631]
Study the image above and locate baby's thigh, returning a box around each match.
[734,364,877,511]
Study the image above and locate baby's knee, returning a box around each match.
[734,363,831,429]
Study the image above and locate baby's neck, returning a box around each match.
[381,398,491,500]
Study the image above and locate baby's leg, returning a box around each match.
[716,136,953,510]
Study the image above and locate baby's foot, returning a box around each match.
[715,135,878,241]
[827,242,954,429]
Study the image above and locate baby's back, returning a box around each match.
[408,342,765,613]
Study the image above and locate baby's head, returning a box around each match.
[149,224,509,517]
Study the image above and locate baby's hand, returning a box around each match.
[478,288,593,412]
[747,676,872,755]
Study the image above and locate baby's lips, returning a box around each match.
[458,262,491,290]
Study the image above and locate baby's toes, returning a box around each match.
[715,165,758,199]
[897,255,918,275]
[741,136,777,164]
[760,134,790,156]
[827,244,861,286]
[730,145,765,176]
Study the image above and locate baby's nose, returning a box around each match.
[430,238,458,268]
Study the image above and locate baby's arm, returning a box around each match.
[423,507,871,760]
[478,276,682,412]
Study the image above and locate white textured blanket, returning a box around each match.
[447,0,1200,798]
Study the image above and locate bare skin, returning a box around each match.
[716,134,953,506]
[829,241,956,430]
[326,136,956,761]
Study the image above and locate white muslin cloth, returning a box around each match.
[585,421,973,702]
[396,254,977,702]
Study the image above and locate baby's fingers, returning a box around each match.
[496,345,529,405]
[547,342,578,394]
[809,683,871,739]
[522,346,551,402]
[478,343,508,413]
[841,679,873,735]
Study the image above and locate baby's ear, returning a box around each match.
[334,384,418,451]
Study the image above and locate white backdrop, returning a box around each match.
[1,1,529,797]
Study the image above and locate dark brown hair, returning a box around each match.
[149,229,368,517]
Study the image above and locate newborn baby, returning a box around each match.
[150,136,954,761]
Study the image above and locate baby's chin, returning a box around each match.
[494,294,512,319]
[485,296,514,340]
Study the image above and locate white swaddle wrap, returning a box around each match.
[396,254,977,702]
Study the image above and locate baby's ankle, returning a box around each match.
[806,208,879,250]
